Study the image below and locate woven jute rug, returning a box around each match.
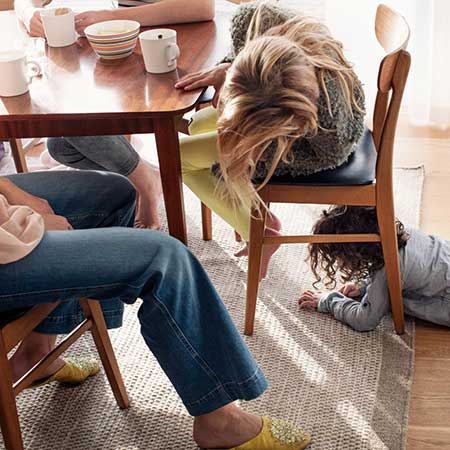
[6,167,423,450]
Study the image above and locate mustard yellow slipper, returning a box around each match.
[207,417,311,450]
[28,357,100,389]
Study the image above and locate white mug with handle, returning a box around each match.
[0,50,42,97]
[139,28,180,74]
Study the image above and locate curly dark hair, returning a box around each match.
[308,206,409,288]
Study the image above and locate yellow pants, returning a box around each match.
[180,106,252,241]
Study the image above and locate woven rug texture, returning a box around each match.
[4,167,424,450]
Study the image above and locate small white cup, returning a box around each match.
[0,50,42,97]
[139,28,180,74]
[40,7,77,48]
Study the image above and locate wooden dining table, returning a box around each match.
[0,0,234,245]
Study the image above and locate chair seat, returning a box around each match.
[268,128,377,186]
[198,86,215,105]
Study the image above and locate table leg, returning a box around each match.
[154,116,188,245]
[9,140,28,173]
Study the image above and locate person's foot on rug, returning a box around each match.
[9,331,100,387]
[193,403,310,450]
[234,213,282,280]
[9,331,66,383]
[128,159,163,229]
[29,357,100,388]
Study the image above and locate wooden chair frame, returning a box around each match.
[0,298,130,450]
[201,4,411,335]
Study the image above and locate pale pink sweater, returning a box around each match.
[0,194,45,264]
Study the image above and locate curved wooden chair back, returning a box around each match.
[372,4,411,187]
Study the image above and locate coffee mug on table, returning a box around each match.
[40,7,77,48]
[139,28,180,74]
[0,50,42,97]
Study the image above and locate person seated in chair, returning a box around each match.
[175,2,366,279]
[0,170,311,450]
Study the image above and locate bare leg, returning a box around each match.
[8,332,65,383]
[193,403,262,449]
[234,212,282,280]
[128,159,163,229]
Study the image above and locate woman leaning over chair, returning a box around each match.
[176,2,366,279]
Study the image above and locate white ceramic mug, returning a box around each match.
[0,50,42,97]
[139,28,180,74]
[40,7,77,48]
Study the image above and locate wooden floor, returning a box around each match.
[395,120,450,450]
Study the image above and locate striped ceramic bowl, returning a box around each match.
[85,20,141,60]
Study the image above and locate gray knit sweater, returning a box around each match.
[220,3,366,180]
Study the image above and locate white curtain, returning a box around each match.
[281,0,450,129]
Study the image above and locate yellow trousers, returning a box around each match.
[180,106,252,241]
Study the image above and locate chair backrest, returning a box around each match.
[372,4,411,190]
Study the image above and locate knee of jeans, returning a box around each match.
[103,173,136,206]
[47,137,68,163]
[149,232,194,270]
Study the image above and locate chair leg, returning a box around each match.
[201,202,212,241]
[245,208,267,336]
[377,204,405,334]
[0,335,24,450]
[79,299,130,409]
[9,140,28,174]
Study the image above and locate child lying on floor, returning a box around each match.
[298,206,450,331]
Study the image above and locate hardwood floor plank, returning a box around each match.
[407,426,450,450]
[399,123,450,449]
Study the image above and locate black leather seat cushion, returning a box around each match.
[198,86,215,105]
[196,88,377,187]
[267,128,376,186]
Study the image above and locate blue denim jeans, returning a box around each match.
[0,171,267,416]
[47,136,140,176]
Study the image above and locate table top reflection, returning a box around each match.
[0,2,233,121]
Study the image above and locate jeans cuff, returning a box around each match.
[120,151,140,177]
[184,368,268,416]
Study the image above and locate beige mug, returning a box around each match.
[0,50,42,97]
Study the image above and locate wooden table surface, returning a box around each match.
[0,1,233,137]
[0,1,235,243]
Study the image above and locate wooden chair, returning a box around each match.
[201,4,411,335]
[0,298,130,450]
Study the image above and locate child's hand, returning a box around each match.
[339,283,362,298]
[298,290,322,310]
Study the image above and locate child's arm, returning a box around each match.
[300,270,390,332]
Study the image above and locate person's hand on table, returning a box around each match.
[42,214,73,231]
[75,10,115,36]
[175,63,231,107]
[298,290,323,310]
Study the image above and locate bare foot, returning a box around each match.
[234,213,282,280]
[193,403,262,449]
[128,160,163,229]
